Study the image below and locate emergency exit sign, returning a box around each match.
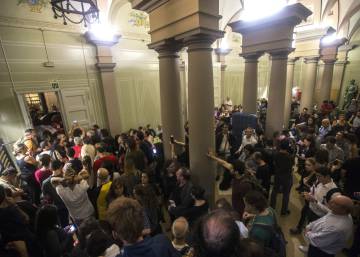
[51,81,59,89]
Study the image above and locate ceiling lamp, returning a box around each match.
[50,0,99,27]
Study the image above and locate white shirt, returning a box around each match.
[306,212,353,255]
[353,116,360,129]
[224,99,233,111]
[238,135,257,152]
[309,180,337,217]
[236,220,249,238]
[104,244,120,257]
[36,150,52,161]
[56,180,94,220]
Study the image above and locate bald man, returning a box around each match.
[305,195,354,257]
[96,168,112,220]
[193,210,241,257]
[171,217,191,255]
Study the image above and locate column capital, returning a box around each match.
[184,35,217,52]
[269,48,294,60]
[149,39,183,58]
[84,31,120,47]
[240,52,264,63]
[96,63,116,72]
[304,56,320,64]
[215,48,232,63]
[179,61,186,71]
[287,57,299,65]
[322,59,336,65]
[221,64,227,71]
[335,60,349,65]
[215,48,232,56]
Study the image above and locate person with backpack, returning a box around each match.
[244,190,286,257]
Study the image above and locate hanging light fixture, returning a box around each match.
[50,0,99,27]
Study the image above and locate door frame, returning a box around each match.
[16,89,69,134]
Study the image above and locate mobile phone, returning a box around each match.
[65,224,77,234]
[69,224,77,233]
[170,135,175,144]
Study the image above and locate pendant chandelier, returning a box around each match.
[50,0,99,27]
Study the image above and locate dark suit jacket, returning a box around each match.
[215,132,236,155]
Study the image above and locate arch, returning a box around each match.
[338,1,360,35]
[321,0,338,21]
[108,0,129,24]
[349,18,360,41]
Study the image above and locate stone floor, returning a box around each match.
[215,176,348,257]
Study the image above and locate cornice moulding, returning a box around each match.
[129,0,169,12]
[229,3,312,34]
[0,16,83,34]
[295,26,336,42]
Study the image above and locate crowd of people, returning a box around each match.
[1,95,360,257]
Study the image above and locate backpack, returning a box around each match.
[251,209,287,257]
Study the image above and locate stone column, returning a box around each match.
[85,32,122,135]
[319,59,336,104]
[156,44,184,160]
[220,64,227,102]
[186,35,216,204]
[215,48,231,103]
[96,62,121,134]
[332,60,347,103]
[241,53,262,113]
[179,61,188,124]
[284,57,297,125]
[300,57,319,110]
[266,50,292,137]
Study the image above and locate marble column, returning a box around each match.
[300,57,319,110]
[319,59,336,104]
[215,48,231,103]
[186,35,216,204]
[220,64,227,102]
[156,45,184,160]
[179,61,188,124]
[266,50,292,137]
[85,32,122,135]
[334,60,348,104]
[96,62,121,134]
[241,53,262,114]
[284,58,297,126]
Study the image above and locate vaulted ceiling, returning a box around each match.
[107,0,360,40]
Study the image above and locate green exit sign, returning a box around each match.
[51,81,59,89]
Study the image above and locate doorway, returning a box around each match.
[22,91,66,135]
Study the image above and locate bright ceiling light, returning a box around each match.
[220,38,229,50]
[321,33,341,45]
[241,0,288,21]
[89,23,117,41]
